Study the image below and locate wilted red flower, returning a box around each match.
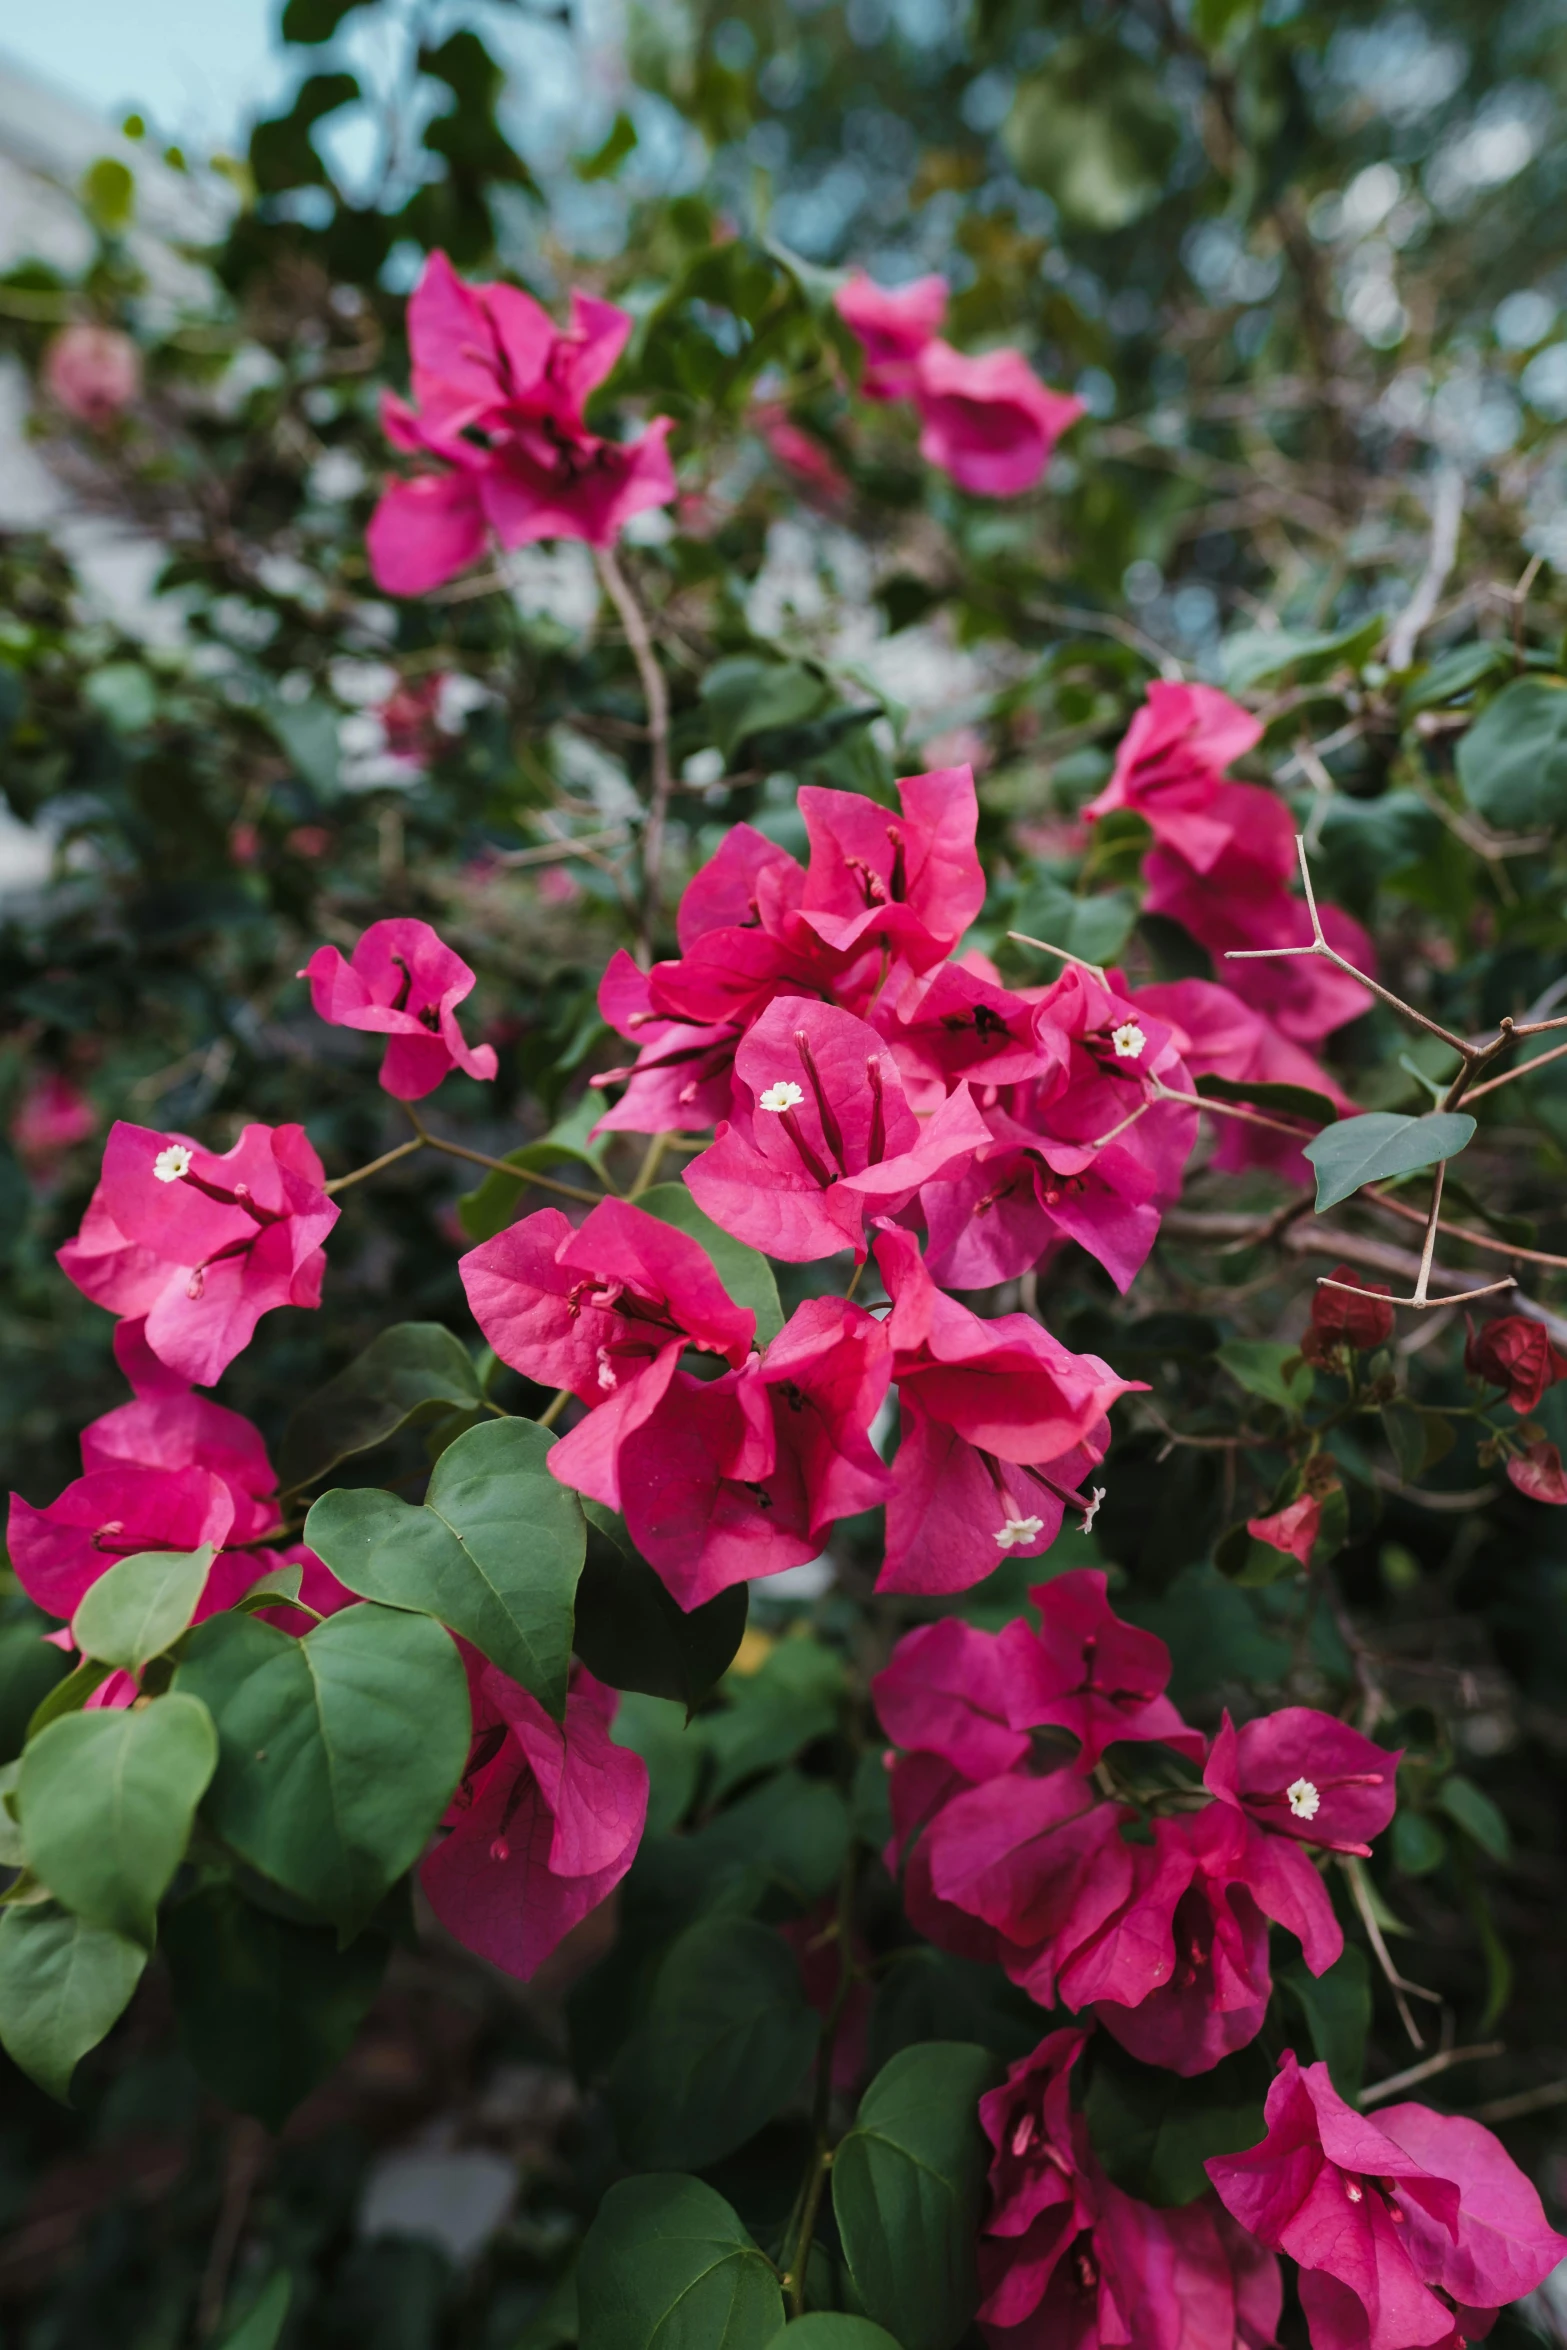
[1301,1267,1395,1364]
[1466,1313,1567,1415]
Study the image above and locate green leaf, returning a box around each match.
[18,1695,218,1946]
[578,109,638,180]
[831,2042,998,2350]
[613,1694,702,1838]
[173,1603,469,1934]
[71,1545,215,1673]
[215,2273,291,2350]
[867,1948,1040,2075]
[774,2324,902,2350]
[1195,1072,1337,1125]
[455,1097,608,1243]
[701,655,831,761]
[637,1183,784,1349]
[1216,1340,1313,1413]
[578,2173,784,2350]
[1220,614,1385,691]
[1401,642,1510,711]
[1004,38,1178,230]
[82,155,135,232]
[607,1915,818,2168]
[1083,2037,1269,2207]
[279,1322,483,1490]
[281,0,371,39]
[0,1604,72,1763]
[163,1880,388,2130]
[701,1641,846,1802]
[1438,1774,1512,1862]
[683,1772,850,1914]
[1392,1810,1448,1877]
[1278,1946,1371,2099]
[1456,677,1567,831]
[574,1539,748,1712]
[305,1418,584,1718]
[25,1658,112,1741]
[0,1903,146,2101]
[1304,1111,1476,1211]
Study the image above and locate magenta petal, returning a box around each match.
[367,468,488,597]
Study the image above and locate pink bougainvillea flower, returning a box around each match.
[7,1462,238,1620]
[605,1296,895,1609]
[1302,1264,1395,1364]
[754,403,851,503]
[1135,976,1350,1179]
[878,957,1057,1112]
[874,1228,1139,1593]
[11,1070,95,1171]
[1146,838,1375,1046]
[588,949,743,1137]
[997,1568,1205,1774]
[461,1198,755,1505]
[300,916,499,1101]
[1204,1707,1399,1859]
[792,765,986,968]
[80,1392,283,1545]
[836,269,948,401]
[57,1121,338,1387]
[872,1618,1031,1782]
[422,1661,647,1981]
[1208,2053,1567,2350]
[1247,1493,1321,1566]
[1073,1801,1341,2076]
[43,324,142,425]
[367,251,676,596]
[1465,1313,1567,1416]
[1084,680,1264,870]
[919,965,1198,1295]
[886,1748,1004,1963]
[1507,1440,1567,1505]
[912,339,1085,497]
[976,2027,1283,2350]
[684,996,991,1264]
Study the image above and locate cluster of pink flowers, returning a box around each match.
[366,253,676,596]
[877,1577,1567,2349]
[835,272,1084,496]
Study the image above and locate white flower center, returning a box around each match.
[759,1079,805,1114]
[1079,1485,1106,1535]
[995,1513,1045,1549]
[1286,1777,1321,1820]
[1110,1022,1146,1060]
[153,1143,193,1183]
[1344,2180,1363,2204]
[596,1347,619,1392]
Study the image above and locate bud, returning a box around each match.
[1301,1267,1394,1365]
[1465,1314,1567,1416]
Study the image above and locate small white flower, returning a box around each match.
[995,1513,1046,1549]
[1286,1777,1321,1821]
[1110,1021,1146,1060]
[153,1143,193,1183]
[1343,2179,1364,2204]
[596,1348,619,1392]
[759,1079,805,1114]
[1079,1485,1106,1535]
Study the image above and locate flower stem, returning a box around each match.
[595,544,672,960]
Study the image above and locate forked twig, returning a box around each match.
[1343,1857,1442,2050]
[1008,930,1109,984]
[1358,2041,1503,2107]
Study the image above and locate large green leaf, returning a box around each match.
[1279,1947,1371,2100]
[773,2324,901,2350]
[0,1903,147,2101]
[172,1603,469,1933]
[305,1418,584,1717]
[18,1694,218,1946]
[637,1183,784,1349]
[1456,676,1567,831]
[1215,1340,1313,1414]
[0,1602,72,1763]
[71,1545,215,1674]
[456,1096,609,1243]
[279,1322,484,1490]
[1083,2036,1269,2206]
[701,1640,846,1802]
[831,2042,997,2350]
[574,1537,748,1712]
[578,2173,784,2350]
[214,2273,292,2350]
[608,1915,819,2168]
[163,1880,388,2130]
[1304,1111,1476,1211]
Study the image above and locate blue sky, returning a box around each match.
[0,2,283,142]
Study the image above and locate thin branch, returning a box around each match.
[323,1134,425,1195]
[1007,930,1108,984]
[1362,1184,1567,1271]
[1473,2079,1567,2125]
[1316,1270,1516,1313]
[1024,599,1186,678]
[1385,466,1465,672]
[493,826,630,868]
[595,546,672,956]
[403,1109,608,1204]
[1359,2041,1504,2108]
[1343,1857,1440,2050]
[1464,1034,1567,1102]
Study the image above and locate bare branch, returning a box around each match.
[1358,2040,1504,2108]
[1385,466,1465,672]
[595,546,673,958]
[1007,931,1109,985]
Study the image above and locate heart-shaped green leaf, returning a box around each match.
[577,2174,784,2350]
[304,1418,584,1718]
[172,1602,469,1934]
[71,1545,215,1674]
[279,1322,483,1491]
[18,1694,218,1946]
[0,1903,147,2102]
[1303,1111,1476,1212]
[637,1182,784,1347]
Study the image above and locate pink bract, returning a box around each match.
[997,1568,1205,1773]
[57,1120,338,1387]
[1207,2053,1567,2350]
[912,340,1085,497]
[300,916,499,1100]
[1084,681,1264,871]
[43,324,142,425]
[1135,977,1350,1178]
[836,269,948,401]
[421,1662,648,1981]
[872,1618,1032,1782]
[1203,1707,1399,1859]
[366,251,676,595]
[1247,1493,1321,1565]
